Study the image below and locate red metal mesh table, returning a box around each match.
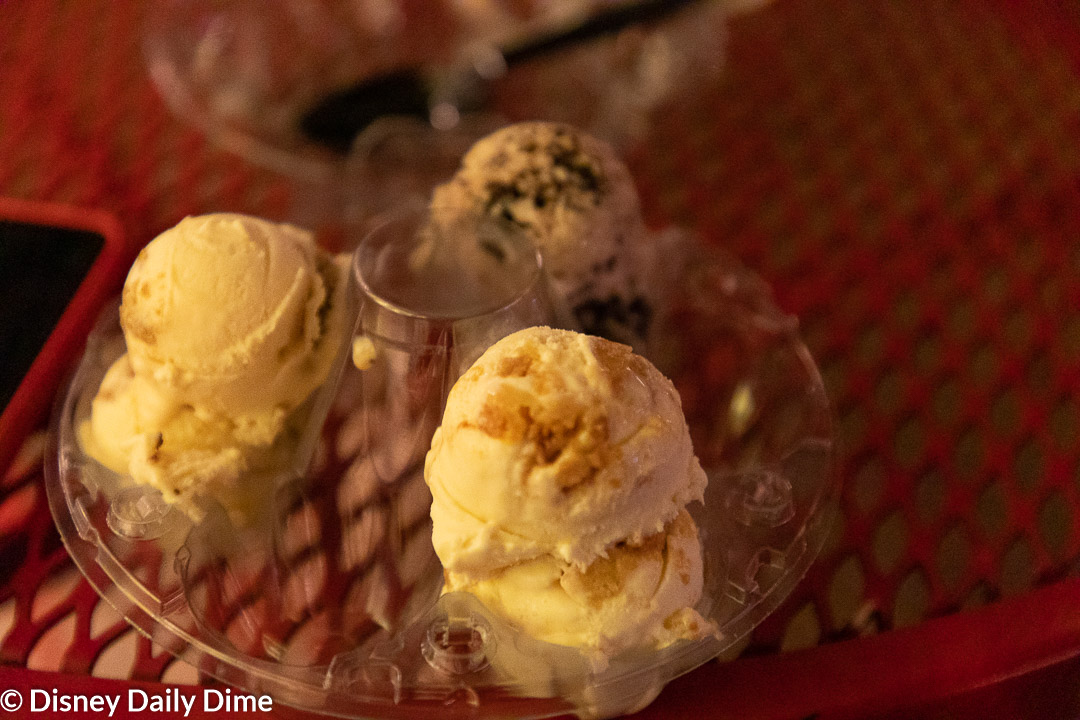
[3,0,1080,717]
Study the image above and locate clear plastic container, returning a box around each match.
[142,0,730,185]
[46,227,836,718]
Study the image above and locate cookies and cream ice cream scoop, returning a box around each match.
[427,122,663,350]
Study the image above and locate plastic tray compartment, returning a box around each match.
[46,246,837,719]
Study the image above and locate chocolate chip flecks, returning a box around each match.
[574,295,653,341]
[480,137,606,223]
[549,143,602,198]
[628,297,653,337]
[483,182,528,227]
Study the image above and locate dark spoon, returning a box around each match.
[299,0,707,153]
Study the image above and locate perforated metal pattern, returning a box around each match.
[653,0,1080,654]
[0,0,297,684]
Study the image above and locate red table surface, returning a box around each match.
[3,0,1080,718]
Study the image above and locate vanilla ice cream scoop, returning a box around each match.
[445,509,712,666]
[121,213,345,431]
[425,326,707,574]
[82,213,348,519]
[429,122,660,349]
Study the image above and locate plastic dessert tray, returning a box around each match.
[142,0,728,185]
[46,242,837,719]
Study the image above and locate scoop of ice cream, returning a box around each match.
[121,213,345,427]
[82,213,348,519]
[80,354,288,519]
[444,509,712,666]
[425,326,707,574]
[429,122,658,349]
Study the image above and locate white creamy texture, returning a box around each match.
[425,328,713,665]
[80,355,278,518]
[430,121,647,294]
[121,213,345,423]
[425,327,707,574]
[426,122,665,350]
[82,213,348,519]
[444,509,712,667]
